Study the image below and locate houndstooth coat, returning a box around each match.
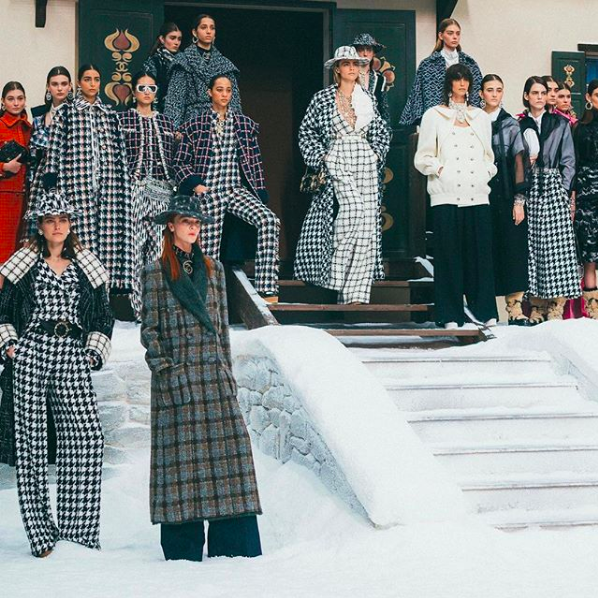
[140,257,261,524]
[294,85,390,289]
[42,95,137,291]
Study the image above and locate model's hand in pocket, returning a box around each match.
[513,205,525,226]
[5,345,15,359]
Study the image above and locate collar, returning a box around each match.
[0,111,31,129]
[73,93,110,114]
[487,107,501,123]
[434,105,482,121]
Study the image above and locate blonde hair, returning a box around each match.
[433,18,462,53]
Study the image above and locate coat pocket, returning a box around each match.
[157,363,192,407]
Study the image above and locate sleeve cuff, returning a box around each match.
[85,331,111,369]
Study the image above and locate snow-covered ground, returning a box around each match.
[2,321,598,597]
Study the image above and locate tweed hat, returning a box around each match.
[25,189,80,220]
[154,194,215,225]
[324,46,370,69]
[350,33,386,54]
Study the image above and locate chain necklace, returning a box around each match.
[449,97,468,123]
[336,89,356,128]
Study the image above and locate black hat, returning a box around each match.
[153,194,215,225]
[350,33,386,54]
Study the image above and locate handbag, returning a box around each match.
[0,140,28,164]
[300,166,326,194]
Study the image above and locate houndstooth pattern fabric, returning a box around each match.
[527,168,581,298]
[12,261,104,556]
[31,260,80,324]
[326,112,380,303]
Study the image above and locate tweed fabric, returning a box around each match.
[294,85,390,289]
[143,47,176,114]
[140,258,261,523]
[165,44,241,129]
[42,94,136,291]
[527,168,581,299]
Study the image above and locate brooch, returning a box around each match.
[183,260,194,275]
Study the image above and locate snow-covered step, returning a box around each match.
[407,408,598,443]
[358,353,558,381]
[434,442,598,476]
[462,475,598,513]
[387,380,581,411]
[480,507,598,530]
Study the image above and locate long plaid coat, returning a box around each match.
[43,95,136,290]
[140,257,261,523]
[294,85,390,288]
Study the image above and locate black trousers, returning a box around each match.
[432,203,497,326]
[160,515,262,562]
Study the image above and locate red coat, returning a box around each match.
[0,112,31,262]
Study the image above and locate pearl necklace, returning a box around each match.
[336,89,356,128]
[449,98,468,123]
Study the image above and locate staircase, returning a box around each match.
[352,347,598,530]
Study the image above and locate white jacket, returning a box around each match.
[414,105,497,207]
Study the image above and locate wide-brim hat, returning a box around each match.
[324,46,370,69]
[153,194,215,225]
[350,33,386,54]
[25,189,80,220]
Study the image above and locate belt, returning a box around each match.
[35,320,82,339]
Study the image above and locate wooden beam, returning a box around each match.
[436,0,458,26]
[35,0,48,28]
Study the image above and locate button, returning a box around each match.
[470,171,474,174]
[457,197,461,200]
[470,145,474,148]
[457,184,461,187]
[456,157,460,161]
[457,170,461,173]
[470,158,474,161]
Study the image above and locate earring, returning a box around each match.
[192,35,198,44]
[587,101,593,110]
[480,99,486,108]
[465,91,469,104]
[67,89,74,101]
[500,100,504,109]
[38,229,43,236]
[45,90,52,102]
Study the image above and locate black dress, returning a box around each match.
[489,109,529,295]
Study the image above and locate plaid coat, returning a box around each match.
[173,110,268,202]
[294,85,390,288]
[140,257,261,523]
[42,95,137,290]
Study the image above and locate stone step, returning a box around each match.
[479,507,598,530]
[387,380,582,411]
[434,442,598,476]
[461,474,598,513]
[407,408,598,443]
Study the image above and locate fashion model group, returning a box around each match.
[0,11,596,560]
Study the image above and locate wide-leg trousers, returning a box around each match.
[13,332,104,556]
[199,188,280,294]
[432,203,497,326]
[160,515,262,562]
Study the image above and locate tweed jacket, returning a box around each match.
[173,110,268,202]
[41,94,136,290]
[143,47,176,114]
[399,51,482,126]
[0,247,114,466]
[140,257,261,523]
[294,85,391,288]
[164,44,241,129]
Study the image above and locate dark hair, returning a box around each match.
[28,219,82,260]
[208,74,232,90]
[433,18,462,53]
[1,81,26,116]
[442,64,473,106]
[44,66,72,106]
[150,21,181,55]
[131,71,156,88]
[192,13,216,31]
[556,80,572,93]
[522,76,547,109]
[542,75,558,87]
[580,79,598,125]
[481,73,504,90]
[77,63,101,81]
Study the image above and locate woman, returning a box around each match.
[0,189,113,558]
[555,81,578,125]
[119,71,176,316]
[351,32,392,125]
[140,193,262,562]
[400,18,482,126]
[165,14,241,129]
[143,22,182,114]
[173,74,279,300]
[481,74,530,325]
[294,46,390,305]
[415,64,498,329]
[519,76,580,322]
[0,81,31,263]
[42,64,137,297]
[542,75,559,113]
[573,79,598,319]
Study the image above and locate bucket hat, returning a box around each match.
[350,33,386,54]
[25,189,80,220]
[154,194,215,225]
[324,46,370,69]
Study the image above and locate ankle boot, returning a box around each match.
[546,297,567,320]
[505,291,530,326]
[528,296,548,325]
[584,289,598,320]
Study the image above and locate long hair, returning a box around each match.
[442,64,473,106]
[1,81,26,117]
[522,76,547,109]
[160,220,212,280]
[27,219,83,260]
[150,21,181,55]
[580,79,598,125]
[44,66,72,107]
[433,18,462,53]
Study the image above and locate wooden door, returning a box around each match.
[333,9,421,259]
[78,0,164,110]
[552,51,587,119]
